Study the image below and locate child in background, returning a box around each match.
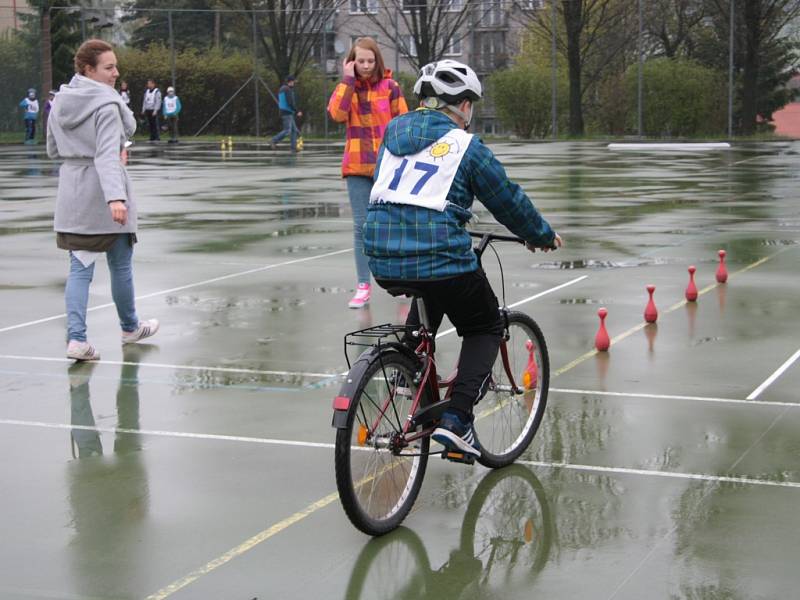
[19,88,39,144]
[162,86,182,144]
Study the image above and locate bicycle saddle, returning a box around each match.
[384,286,424,299]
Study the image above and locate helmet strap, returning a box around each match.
[421,96,472,130]
[445,102,472,130]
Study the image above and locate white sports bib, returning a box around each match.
[164,96,179,113]
[370,128,473,212]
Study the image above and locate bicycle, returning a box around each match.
[332,231,553,536]
[343,465,553,598]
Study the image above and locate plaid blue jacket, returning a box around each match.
[364,109,555,280]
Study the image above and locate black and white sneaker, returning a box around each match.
[432,410,481,457]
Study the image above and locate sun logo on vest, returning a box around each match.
[428,135,463,161]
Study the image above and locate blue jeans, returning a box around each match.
[346,176,373,285]
[271,114,298,150]
[65,235,139,342]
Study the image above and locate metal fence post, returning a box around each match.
[637,0,643,138]
[728,0,734,138]
[168,11,176,90]
[551,0,557,139]
[252,8,260,137]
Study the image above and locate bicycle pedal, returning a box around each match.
[442,451,476,465]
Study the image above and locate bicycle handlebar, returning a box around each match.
[467,230,557,254]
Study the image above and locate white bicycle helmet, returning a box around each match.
[413,60,482,105]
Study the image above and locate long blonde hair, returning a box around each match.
[346,37,386,81]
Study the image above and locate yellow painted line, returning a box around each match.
[147,454,410,598]
[551,249,788,379]
[146,491,340,600]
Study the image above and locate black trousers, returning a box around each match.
[146,112,160,140]
[376,269,504,417]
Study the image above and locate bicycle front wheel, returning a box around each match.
[335,351,430,536]
[475,311,549,468]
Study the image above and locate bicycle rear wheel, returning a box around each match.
[474,311,549,468]
[335,351,430,536]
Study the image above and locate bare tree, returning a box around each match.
[644,0,708,58]
[522,0,636,135]
[356,0,477,71]
[232,0,347,81]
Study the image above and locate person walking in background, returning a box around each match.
[47,38,159,361]
[19,88,39,144]
[140,79,161,141]
[119,81,131,107]
[162,86,181,144]
[270,75,302,152]
[43,90,56,137]
[327,37,408,309]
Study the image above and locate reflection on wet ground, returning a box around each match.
[1,140,799,599]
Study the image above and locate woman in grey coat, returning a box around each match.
[48,39,158,361]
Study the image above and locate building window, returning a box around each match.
[400,35,417,57]
[478,0,505,27]
[350,0,378,14]
[443,36,462,56]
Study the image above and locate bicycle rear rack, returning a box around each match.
[343,323,417,369]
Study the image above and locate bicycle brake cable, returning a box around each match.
[489,242,507,307]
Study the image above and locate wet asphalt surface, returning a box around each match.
[1,139,799,599]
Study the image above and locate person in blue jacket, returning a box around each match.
[364,60,563,458]
[162,86,182,144]
[20,88,39,143]
[270,75,303,152]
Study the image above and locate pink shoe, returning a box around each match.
[348,283,371,309]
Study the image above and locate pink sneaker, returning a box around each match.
[348,283,371,309]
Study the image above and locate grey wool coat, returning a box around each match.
[47,74,138,234]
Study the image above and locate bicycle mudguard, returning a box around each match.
[331,345,411,429]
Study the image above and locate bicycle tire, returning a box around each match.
[343,526,431,599]
[459,465,553,591]
[474,311,549,468]
[335,351,431,536]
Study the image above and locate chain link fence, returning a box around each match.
[1,1,798,141]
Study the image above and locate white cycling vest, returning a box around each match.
[370,128,473,212]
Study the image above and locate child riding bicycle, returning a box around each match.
[363,59,563,458]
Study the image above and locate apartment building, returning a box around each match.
[0,0,32,34]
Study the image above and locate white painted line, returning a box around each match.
[436,275,588,338]
[551,387,800,409]
[3,417,796,491]
[607,142,730,150]
[0,248,352,334]
[0,419,336,449]
[520,460,800,490]
[0,355,337,379]
[747,348,800,400]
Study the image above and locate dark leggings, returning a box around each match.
[376,269,504,417]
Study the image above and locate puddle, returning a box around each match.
[760,239,798,246]
[533,259,648,269]
[559,298,603,305]
[690,336,724,347]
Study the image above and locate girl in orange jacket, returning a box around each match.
[327,37,408,308]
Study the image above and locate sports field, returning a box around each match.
[1,139,799,599]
